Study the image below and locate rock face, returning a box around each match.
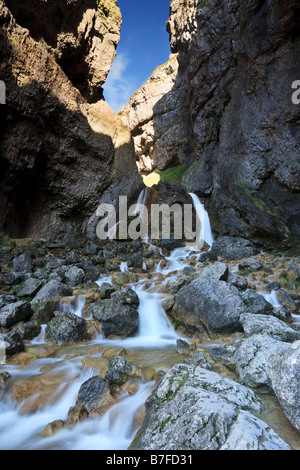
[167,0,300,245]
[0,0,143,240]
[122,54,192,173]
[130,363,291,450]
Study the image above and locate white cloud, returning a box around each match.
[103,52,139,113]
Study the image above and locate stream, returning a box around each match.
[0,194,299,450]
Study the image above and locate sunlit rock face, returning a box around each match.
[121,54,193,173]
[0,0,142,240]
[167,0,300,247]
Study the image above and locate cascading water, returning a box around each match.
[188,193,214,249]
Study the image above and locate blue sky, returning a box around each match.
[103,0,171,113]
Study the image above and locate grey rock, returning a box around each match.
[238,258,263,272]
[13,320,41,341]
[0,295,16,309]
[0,331,25,356]
[0,301,33,328]
[105,356,140,386]
[200,262,229,281]
[276,289,298,313]
[240,313,300,343]
[211,237,258,261]
[266,341,300,432]
[273,306,293,324]
[1,270,24,286]
[240,289,273,315]
[65,266,86,286]
[31,280,72,324]
[173,277,246,334]
[208,341,242,370]
[18,278,43,297]
[227,272,248,290]
[45,312,89,344]
[130,363,275,450]
[90,300,139,339]
[220,411,291,450]
[111,287,139,307]
[234,334,291,389]
[99,282,115,299]
[13,254,33,273]
[76,376,113,418]
[183,351,213,371]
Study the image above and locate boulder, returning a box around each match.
[13,254,33,273]
[200,262,229,281]
[65,266,86,287]
[31,281,72,324]
[130,364,289,450]
[110,287,139,307]
[90,300,139,339]
[105,356,141,386]
[173,277,246,335]
[211,237,258,261]
[18,278,43,297]
[45,312,89,344]
[234,334,291,389]
[0,331,25,356]
[239,289,273,315]
[266,341,300,432]
[240,313,300,343]
[0,301,33,328]
[75,376,115,418]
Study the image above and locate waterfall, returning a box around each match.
[188,193,214,248]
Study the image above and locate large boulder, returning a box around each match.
[31,280,72,324]
[210,237,258,261]
[0,301,33,328]
[240,313,300,343]
[45,312,89,344]
[173,277,246,335]
[130,364,290,450]
[234,334,291,389]
[90,299,139,339]
[266,341,300,432]
[74,375,115,418]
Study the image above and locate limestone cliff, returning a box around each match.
[0,0,143,240]
[121,54,192,173]
[167,0,300,246]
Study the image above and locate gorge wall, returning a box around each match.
[124,0,300,248]
[0,0,143,240]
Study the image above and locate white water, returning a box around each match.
[189,193,214,248]
[0,191,217,450]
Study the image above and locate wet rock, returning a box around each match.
[0,372,11,391]
[90,300,139,339]
[130,363,284,451]
[266,341,300,432]
[227,272,248,290]
[234,334,290,389]
[18,278,43,297]
[211,237,258,261]
[41,420,65,437]
[239,289,273,315]
[0,331,25,356]
[66,404,89,426]
[13,320,41,341]
[173,278,246,335]
[240,313,300,343]
[102,347,127,360]
[13,254,33,273]
[31,280,72,324]
[111,287,139,307]
[45,312,89,344]
[65,266,86,287]
[76,376,116,418]
[176,339,191,355]
[105,356,141,386]
[160,239,184,251]
[81,356,109,378]
[0,301,33,328]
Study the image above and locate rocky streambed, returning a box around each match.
[0,235,300,450]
